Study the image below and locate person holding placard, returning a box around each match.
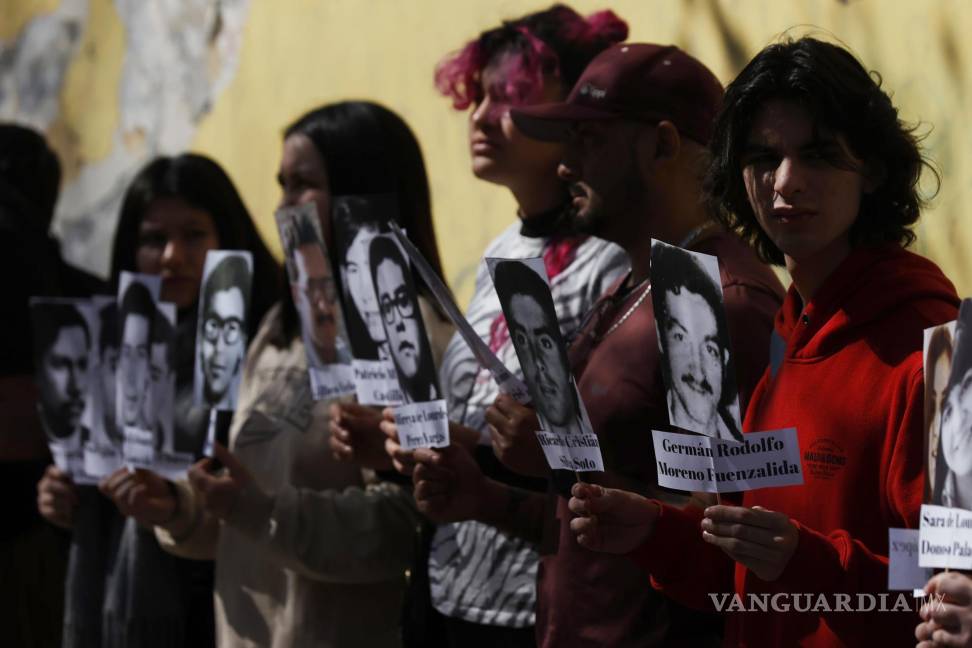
[38,153,279,648]
[134,103,451,648]
[935,311,972,510]
[567,37,960,646]
[412,42,783,646]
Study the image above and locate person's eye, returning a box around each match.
[540,335,555,351]
[513,331,527,347]
[672,331,684,342]
[705,343,720,359]
[138,231,167,249]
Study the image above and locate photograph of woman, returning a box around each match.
[934,304,972,509]
[925,321,956,501]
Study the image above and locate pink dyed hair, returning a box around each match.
[435,5,628,110]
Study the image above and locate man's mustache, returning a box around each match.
[680,373,713,395]
[398,340,416,354]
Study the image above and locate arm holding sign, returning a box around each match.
[412,444,547,545]
[485,394,549,478]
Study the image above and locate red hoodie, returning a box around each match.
[630,244,960,647]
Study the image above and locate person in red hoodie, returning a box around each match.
[567,36,961,647]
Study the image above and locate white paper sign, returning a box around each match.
[888,527,933,591]
[353,359,404,406]
[311,364,357,401]
[536,431,604,472]
[652,428,803,493]
[395,399,450,450]
[390,223,531,404]
[122,425,155,469]
[919,504,972,569]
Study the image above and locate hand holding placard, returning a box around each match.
[412,444,487,523]
[701,504,798,581]
[567,482,661,554]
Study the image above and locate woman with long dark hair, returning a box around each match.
[127,102,452,647]
[37,152,280,647]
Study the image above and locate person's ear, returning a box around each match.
[653,121,681,163]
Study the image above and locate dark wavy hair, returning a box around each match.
[704,37,937,266]
[925,323,953,501]
[110,153,280,337]
[277,101,448,345]
[435,4,627,109]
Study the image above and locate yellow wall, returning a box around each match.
[10,0,972,305]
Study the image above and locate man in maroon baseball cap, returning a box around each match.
[410,43,783,646]
[511,42,723,145]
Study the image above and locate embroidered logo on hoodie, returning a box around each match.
[803,438,847,481]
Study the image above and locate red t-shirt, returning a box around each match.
[536,232,784,647]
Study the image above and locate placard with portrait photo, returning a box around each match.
[29,297,98,482]
[331,194,403,406]
[116,272,162,468]
[924,320,957,504]
[930,300,972,510]
[650,240,743,442]
[487,257,602,472]
[276,202,355,400]
[193,250,252,411]
[389,222,531,404]
[81,295,122,478]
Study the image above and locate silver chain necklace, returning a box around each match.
[598,221,720,341]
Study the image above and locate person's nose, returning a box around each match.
[66,364,81,396]
[773,156,806,203]
[470,96,496,129]
[161,237,186,270]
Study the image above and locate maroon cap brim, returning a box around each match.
[510,102,621,142]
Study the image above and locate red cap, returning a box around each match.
[511,43,723,145]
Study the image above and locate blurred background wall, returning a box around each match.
[3,0,970,306]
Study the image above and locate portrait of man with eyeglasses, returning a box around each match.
[369,234,438,404]
[195,251,252,410]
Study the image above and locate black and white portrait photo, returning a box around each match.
[490,258,591,437]
[194,250,252,411]
[650,240,743,442]
[30,299,95,450]
[92,297,120,449]
[149,302,177,454]
[933,301,972,509]
[277,203,353,372]
[332,195,396,361]
[116,274,160,432]
[925,320,957,503]
[370,234,439,403]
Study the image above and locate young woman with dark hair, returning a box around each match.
[334,6,632,647]
[567,37,960,647]
[37,152,281,647]
[117,102,453,647]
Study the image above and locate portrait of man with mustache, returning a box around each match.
[493,259,586,436]
[369,234,438,403]
[651,240,743,442]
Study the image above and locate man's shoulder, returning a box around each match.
[698,232,785,302]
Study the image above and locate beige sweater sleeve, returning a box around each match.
[154,479,221,560]
[222,476,421,584]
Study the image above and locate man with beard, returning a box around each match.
[198,254,249,410]
[370,234,438,403]
[33,302,92,443]
[494,259,584,436]
[411,43,783,646]
[288,216,350,366]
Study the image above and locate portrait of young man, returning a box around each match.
[279,205,352,369]
[195,251,251,411]
[369,234,438,403]
[651,240,743,441]
[94,298,121,447]
[147,303,176,454]
[492,259,589,436]
[31,299,93,446]
[117,279,156,431]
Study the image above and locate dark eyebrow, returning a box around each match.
[531,325,557,339]
[666,313,688,333]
